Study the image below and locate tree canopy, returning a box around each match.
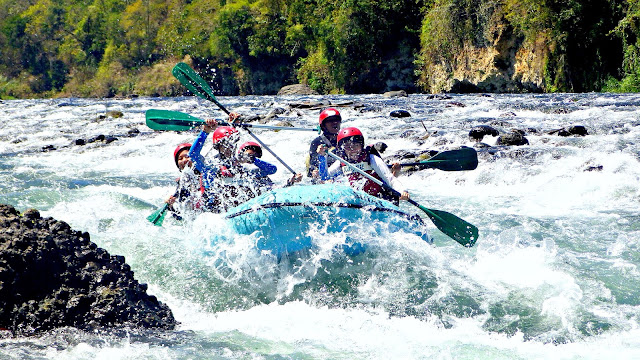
[0,0,638,98]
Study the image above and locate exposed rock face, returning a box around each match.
[0,204,176,336]
[426,21,547,93]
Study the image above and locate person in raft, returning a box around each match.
[164,142,207,219]
[188,117,279,212]
[313,127,410,204]
[307,107,342,178]
[237,141,303,188]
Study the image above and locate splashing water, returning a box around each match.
[0,93,639,358]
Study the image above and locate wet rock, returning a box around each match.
[277,84,319,96]
[106,111,124,118]
[496,131,529,146]
[243,115,262,123]
[126,128,140,137]
[41,145,56,152]
[383,90,408,98]
[425,94,452,100]
[585,165,603,172]
[547,125,589,137]
[264,107,286,120]
[473,142,492,149]
[469,125,499,142]
[88,135,106,143]
[372,142,388,154]
[447,101,466,108]
[288,100,330,109]
[390,110,411,118]
[566,125,588,136]
[274,120,294,128]
[0,204,176,336]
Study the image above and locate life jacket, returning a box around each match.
[339,146,386,198]
[205,158,266,212]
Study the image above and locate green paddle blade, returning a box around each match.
[405,147,478,171]
[172,62,230,114]
[414,202,478,247]
[145,109,205,131]
[147,203,169,226]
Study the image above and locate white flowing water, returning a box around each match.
[0,93,639,359]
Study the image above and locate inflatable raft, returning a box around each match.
[223,184,431,256]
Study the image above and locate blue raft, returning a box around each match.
[223,184,431,256]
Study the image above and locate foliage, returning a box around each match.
[0,0,638,97]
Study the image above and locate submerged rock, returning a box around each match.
[0,204,176,336]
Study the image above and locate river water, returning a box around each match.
[0,93,639,359]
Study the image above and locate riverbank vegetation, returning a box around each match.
[1,0,640,98]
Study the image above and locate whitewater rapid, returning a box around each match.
[0,93,639,359]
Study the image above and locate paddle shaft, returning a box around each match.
[172,63,298,175]
[146,109,319,132]
[327,150,478,246]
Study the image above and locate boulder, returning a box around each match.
[383,90,408,98]
[496,130,529,146]
[469,125,499,142]
[277,84,319,96]
[390,110,411,118]
[0,204,176,336]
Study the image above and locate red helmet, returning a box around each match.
[239,141,262,158]
[173,143,192,167]
[212,126,239,145]
[318,108,342,126]
[337,127,364,147]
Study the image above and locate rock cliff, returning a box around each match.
[0,204,176,336]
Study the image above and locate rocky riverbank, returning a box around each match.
[0,204,176,336]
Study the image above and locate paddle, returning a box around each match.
[145,109,319,133]
[389,147,478,172]
[172,62,231,114]
[326,150,478,247]
[172,62,298,175]
[147,203,168,226]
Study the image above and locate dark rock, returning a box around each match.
[390,110,411,118]
[288,100,330,109]
[127,128,140,137]
[75,139,86,146]
[496,131,529,146]
[265,107,286,120]
[585,165,603,172]
[104,136,118,144]
[372,142,388,154]
[469,125,499,142]
[277,84,319,96]
[0,204,176,336]
[425,94,452,100]
[243,115,262,123]
[41,145,56,152]
[567,125,588,136]
[383,90,408,98]
[447,101,466,108]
